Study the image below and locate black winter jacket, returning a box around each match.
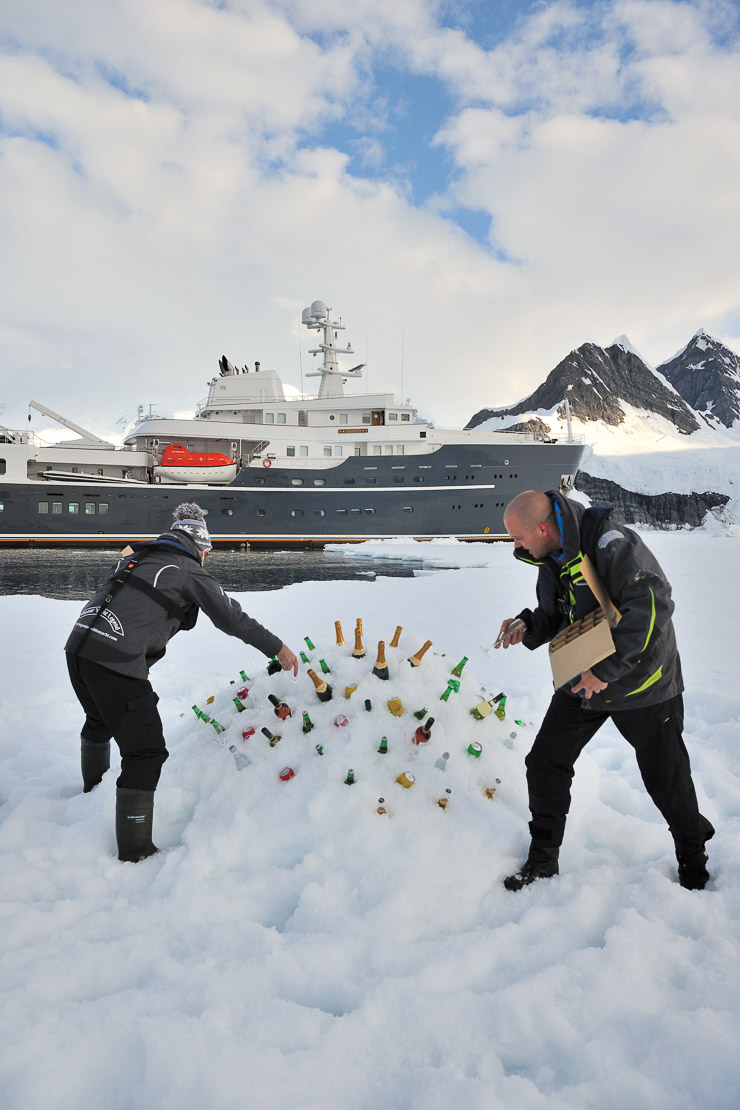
[514,492,683,710]
[65,531,283,679]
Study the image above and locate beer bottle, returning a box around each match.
[261,726,282,747]
[268,693,292,720]
[299,651,310,665]
[451,656,468,678]
[302,711,314,734]
[307,668,333,702]
[440,684,453,703]
[229,745,251,772]
[191,704,202,718]
[495,694,507,721]
[267,657,282,675]
[372,641,389,680]
[413,706,429,720]
[377,736,388,754]
[390,625,402,648]
[233,696,246,713]
[437,788,452,810]
[319,658,331,675]
[435,751,450,771]
[315,744,324,756]
[364,698,372,712]
[353,627,366,659]
[239,670,250,682]
[413,716,435,745]
[376,798,387,815]
[335,621,345,646]
[304,635,316,651]
[344,768,356,785]
[408,640,432,667]
[210,719,225,735]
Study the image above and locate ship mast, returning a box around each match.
[302,300,365,399]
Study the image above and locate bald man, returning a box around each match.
[497,489,713,892]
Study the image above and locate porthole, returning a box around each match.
[314,479,326,486]
[291,478,304,486]
[252,508,265,518]
[222,508,234,516]
[291,509,304,518]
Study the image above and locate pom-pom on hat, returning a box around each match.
[171,502,212,550]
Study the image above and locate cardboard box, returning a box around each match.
[549,606,616,688]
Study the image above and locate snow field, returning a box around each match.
[1,537,739,1109]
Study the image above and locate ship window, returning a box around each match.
[222,509,234,516]
[350,508,361,514]
[340,413,348,424]
[354,448,361,457]
[69,503,79,514]
[403,506,414,513]
[0,501,3,511]
[336,508,348,515]
[389,412,398,421]
[334,446,342,457]
[401,413,410,421]
[314,478,326,486]
[99,503,109,515]
[419,465,431,469]
[97,468,104,476]
[291,509,303,518]
[314,509,326,517]
[393,477,404,484]
[372,445,382,456]
[0,459,5,474]
[365,508,376,515]
[291,478,304,486]
[300,446,309,457]
[323,446,332,457]
[84,503,96,515]
[287,446,296,457]
[187,444,195,452]
[265,413,274,424]
[365,477,376,484]
[277,413,286,424]
[384,445,393,455]
[343,478,355,485]
[362,413,371,424]
[38,502,49,514]
[52,502,63,514]
[253,508,265,517]
[396,445,404,455]
[71,467,79,473]
[364,466,377,470]
[413,476,424,483]
[255,477,265,485]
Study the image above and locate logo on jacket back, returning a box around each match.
[81,605,125,637]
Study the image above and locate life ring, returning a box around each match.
[262,458,272,468]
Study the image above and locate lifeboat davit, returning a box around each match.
[154,443,238,485]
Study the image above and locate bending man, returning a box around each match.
[65,502,298,862]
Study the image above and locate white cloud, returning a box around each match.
[0,0,739,435]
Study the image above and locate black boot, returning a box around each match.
[81,738,110,793]
[115,788,159,862]
[677,849,710,890]
[504,821,560,891]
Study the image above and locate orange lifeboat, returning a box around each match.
[154,443,238,485]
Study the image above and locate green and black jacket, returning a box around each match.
[514,491,683,710]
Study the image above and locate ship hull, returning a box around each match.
[0,442,584,546]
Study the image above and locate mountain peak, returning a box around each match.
[658,333,740,427]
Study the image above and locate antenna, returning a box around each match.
[400,317,404,403]
[298,305,304,397]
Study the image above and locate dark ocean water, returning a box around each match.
[0,548,423,600]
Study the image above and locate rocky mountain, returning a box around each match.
[657,330,740,429]
[466,341,700,434]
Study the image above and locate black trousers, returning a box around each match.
[66,654,169,791]
[525,689,714,857]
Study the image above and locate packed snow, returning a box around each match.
[1,533,739,1110]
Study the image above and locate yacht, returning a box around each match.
[0,300,585,545]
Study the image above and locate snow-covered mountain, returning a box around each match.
[658,330,740,429]
[465,333,740,528]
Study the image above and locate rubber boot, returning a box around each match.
[115,788,159,862]
[504,821,560,891]
[81,738,110,793]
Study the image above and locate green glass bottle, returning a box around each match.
[344,768,356,785]
[210,719,225,735]
[315,744,324,756]
[495,695,507,721]
[451,655,468,678]
[240,670,250,682]
[300,651,310,665]
[233,696,246,713]
[440,684,453,702]
[267,657,282,675]
[377,737,388,754]
[302,711,315,734]
[319,658,331,675]
[413,706,429,720]
[304,635,316,651]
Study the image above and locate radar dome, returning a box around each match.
[310,300,327,320]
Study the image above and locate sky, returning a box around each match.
[1,0,740,433]
[1,529,739,1108]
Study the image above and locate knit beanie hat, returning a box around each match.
[171,503,212,550]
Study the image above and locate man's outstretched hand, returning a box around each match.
[277,643,299,676]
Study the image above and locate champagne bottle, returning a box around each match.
[408,640,432,667]
[413,716,435,745]
[335,621,345,646]
[307,668,333,702]
[353,627,366,659]
[261,726,282,747]
[355,618,363,635]
[302,711,314,734]
[451,655,468,678]
[372,641,389,680]
[390,625,402,648]
[268,693,292,720]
